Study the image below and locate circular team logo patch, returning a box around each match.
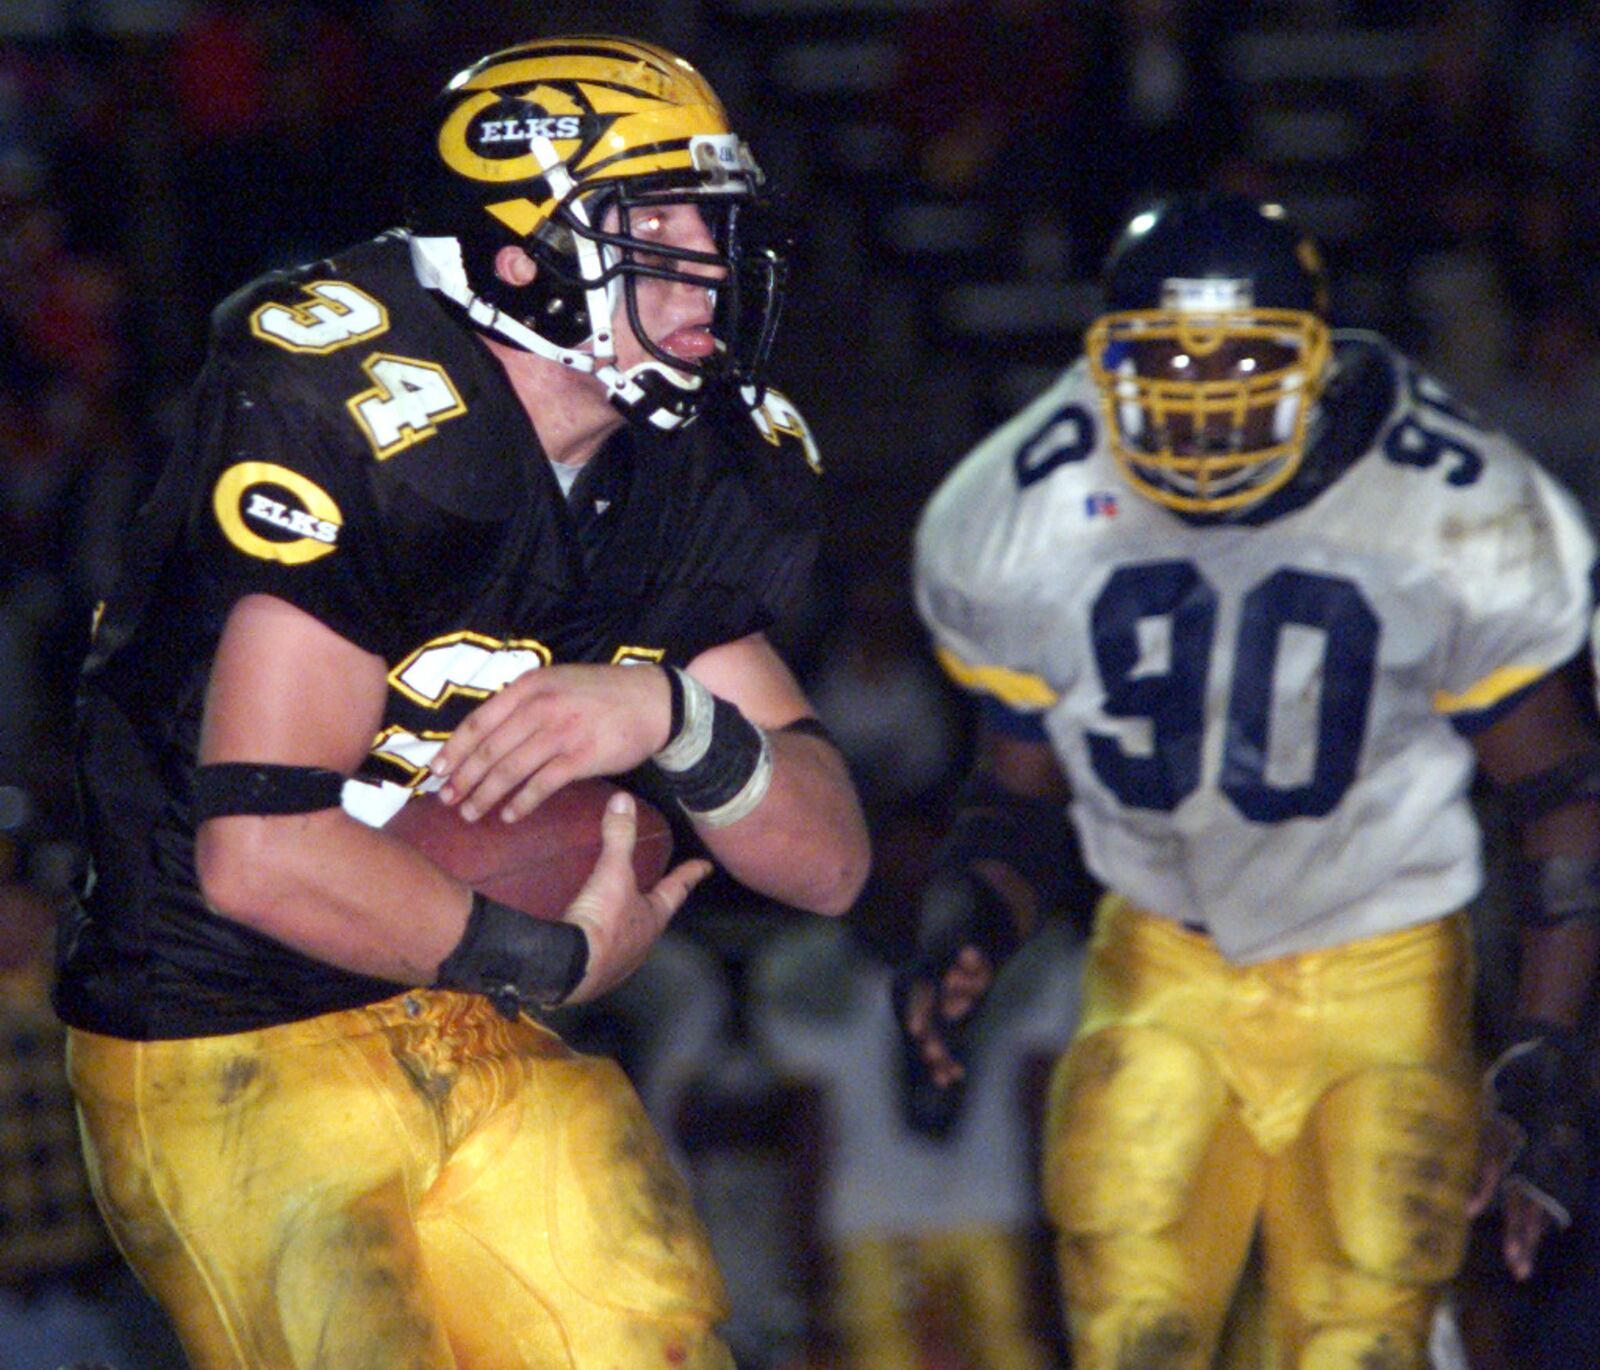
[438,90,585,186]
[213,461,343,565]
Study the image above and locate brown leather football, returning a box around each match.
[384,779,674,921]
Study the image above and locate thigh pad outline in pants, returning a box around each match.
[70,1004,733,1370]
[1311,1065,1479,1287]
[1043,1025,1230,1237]
[419,1051,732,1369]
[1256,1067,1479,1370]
[67,1021,459,1370]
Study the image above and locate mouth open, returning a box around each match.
[656,323,718,362]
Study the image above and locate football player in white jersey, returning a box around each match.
[902,192,1600,1368]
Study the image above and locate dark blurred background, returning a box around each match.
[2,1,1598,1367]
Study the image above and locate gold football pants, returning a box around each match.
[1041,898,1480,1370]
[830,1227,1052,1370]
[67,989,733,1370]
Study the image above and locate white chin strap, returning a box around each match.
[408,229,702,433]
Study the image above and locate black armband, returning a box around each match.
[433,892,589,1018]
[1512,854,1600,928]
[936,772,1093,917]
[652,666,773,827]
[193,762,346,821]
[1500,750,1600,825]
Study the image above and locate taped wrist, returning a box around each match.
[890,870,1017,1143]
[652,666,772,827]
[434,892,589,1018]
[911,868,1021,977]
[937,772,1091,916]
[1487,1020,1591,1227]
[1488,1020,1584,1123]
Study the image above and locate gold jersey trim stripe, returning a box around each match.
[935,647,1058,710]
[1433,663,1545,714]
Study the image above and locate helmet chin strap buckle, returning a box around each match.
[410,222,716,435]
[601,359,704,432]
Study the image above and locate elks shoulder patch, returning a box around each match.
[213,461,343,565]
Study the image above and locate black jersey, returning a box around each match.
[56,231,823,1040]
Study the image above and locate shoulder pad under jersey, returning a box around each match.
[698,384,825,530]
[742,385,823,476]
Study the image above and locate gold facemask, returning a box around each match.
[1086,307,1331,515]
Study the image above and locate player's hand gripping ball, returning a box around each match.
[385,779,674,920]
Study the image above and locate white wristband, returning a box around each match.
[652,667,773,827]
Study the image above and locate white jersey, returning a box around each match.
[915,338,1595,962]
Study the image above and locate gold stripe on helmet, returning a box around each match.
[573,104,731,174]
[459,42,723,105]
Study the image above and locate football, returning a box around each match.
[384,779,674,922]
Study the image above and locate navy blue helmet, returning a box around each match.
[1086,193,1333,516]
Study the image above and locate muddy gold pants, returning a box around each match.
[830,1227,1052,1370]
[1042,898,1480,1370]
[67,989,732,1370]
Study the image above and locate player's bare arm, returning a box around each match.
[1466,667,1600,1280]
[429,631,869,916]
[430,661,676,821]
[670,631,870,916]
[194,593,704,990]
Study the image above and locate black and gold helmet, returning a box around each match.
[408,35,785,431]
[1085,193,1333,517]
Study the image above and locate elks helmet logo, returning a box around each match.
[213,462,343,564]
[435,50,736,242]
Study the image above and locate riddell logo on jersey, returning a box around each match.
[1086,492,1120,518]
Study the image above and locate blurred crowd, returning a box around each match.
[4,0,1600,1366]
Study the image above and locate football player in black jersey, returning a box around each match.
[56,36,869,1369]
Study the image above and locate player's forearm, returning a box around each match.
[692,729,869,915]
[196,808,472,984]
[1514,919,1600,1030]
[1507,797,1600,1029]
